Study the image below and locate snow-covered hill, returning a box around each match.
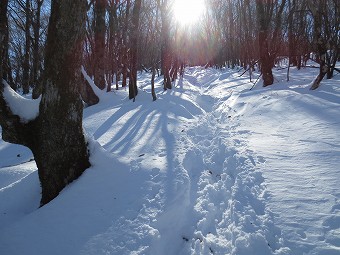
[0,65,339,254]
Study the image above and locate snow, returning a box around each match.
[2,80,41,123]
[0,64,339,254]
[81,66,108,100]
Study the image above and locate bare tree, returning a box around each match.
[0,0,9,84]
[22,0,31,94]
[159,0,172,90]
[309,0,329,90]
[128,0,142,100]
[31,0,43,89]
[93,0,107,90]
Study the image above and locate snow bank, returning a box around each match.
[2,80,40,122]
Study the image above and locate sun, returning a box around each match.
[173,0,205,26]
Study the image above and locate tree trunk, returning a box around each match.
[170,57,178,82]
[327,51,339,79]
[256,0,274,87]
[151,65,157,101]
[31,0,43,90]
[129,0,141,100]
[80,75,100,106]
[94,0,107,90]
[37,0,90,205]
[108,0,118,91]
[121,0,130,88]
[22,0,31,94]
[31,0,44,99]
[310,1,328,90]
[160,0,172,90]
[1,0,90,206]
[0,0,9,82]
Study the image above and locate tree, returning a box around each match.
[256,0,287,87]
[22,0,31,94]
[256,0,274,86]
[107,0,119,90]
[129,0,142,100]
[309,0,329,90]
[31,0,44,96]
[122,0,131,88]
[159,0,172,90]
[93,0,107,90]
[0,0,9,82]
[0,0,90,206]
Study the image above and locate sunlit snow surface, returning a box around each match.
[2,80,40,123]
[0,64,339,254]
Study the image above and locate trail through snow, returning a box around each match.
[0,65,339,255]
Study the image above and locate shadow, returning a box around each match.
[96,89,203,157]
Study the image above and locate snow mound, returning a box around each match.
[2,80,40,122]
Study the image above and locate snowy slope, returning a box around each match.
[0,65,339,255]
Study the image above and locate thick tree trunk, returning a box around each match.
[256,0,274,87]
[161,42,172,90]
[128,0,141,100]
[94,0,107,90]
[259,30,274,86]
[36,0,90,205]
[1,0,90,206]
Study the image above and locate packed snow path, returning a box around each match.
[0,65,339,255]
[81,68,289,254]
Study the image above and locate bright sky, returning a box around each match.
[173,0,206,26]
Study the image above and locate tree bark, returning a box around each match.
[37,0,90,205]
[22,0,31,94]
[108,0,118,91]
[310,1,328,90]
[31,0,43,90]
[31,0,44,99]
[160,0,172,90]
[256,0,274,87]
[129,0,141,100]
[94,0,107,90]
[0,0,9,82]
[151,65,157,101]
[1,0,91,206]
[121,0,130,88]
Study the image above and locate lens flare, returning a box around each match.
[173,0,205,26]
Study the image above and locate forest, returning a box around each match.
[0,1,340,254]
[1,0,340,95]
[1,0,339,208]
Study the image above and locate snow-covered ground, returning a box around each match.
[0,64,339,254]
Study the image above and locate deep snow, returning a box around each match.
[0,64,339,255]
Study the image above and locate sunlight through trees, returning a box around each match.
[1,0,340,204]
